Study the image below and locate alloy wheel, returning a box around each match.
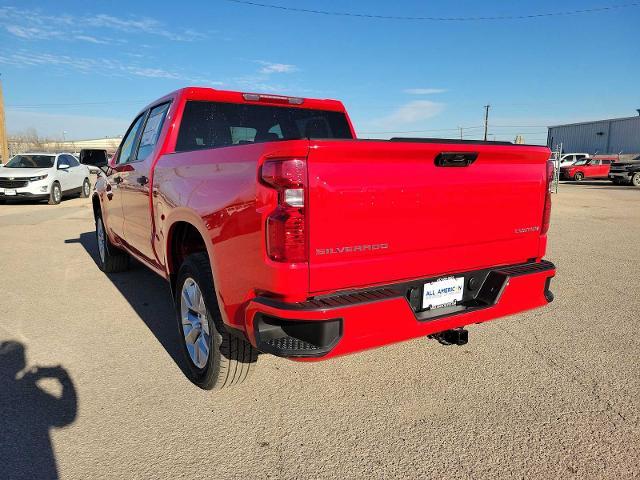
[97,219,106,264]
[180,278,211,369]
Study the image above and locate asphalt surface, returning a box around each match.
[0,180,638,479]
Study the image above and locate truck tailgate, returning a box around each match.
[307,140,550,293]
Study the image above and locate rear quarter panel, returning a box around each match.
[153,141,310,329]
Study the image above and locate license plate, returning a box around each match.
[4,189,16,196]
[422,276,464,310]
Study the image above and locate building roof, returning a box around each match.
[41,137,122,152]
[549,115,640,129]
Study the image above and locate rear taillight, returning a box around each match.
[541,160,554,234]
[261,158,307,262]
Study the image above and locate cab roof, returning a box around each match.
[139,86,347,116]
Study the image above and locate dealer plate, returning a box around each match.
[422,276,464,310]
[4,189,16,196]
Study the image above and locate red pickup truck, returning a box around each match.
[91,87,556,390]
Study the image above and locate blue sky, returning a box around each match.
[1,0,639,144]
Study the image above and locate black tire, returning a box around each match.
[48,182,62,205]
[95,216,129,273]
[632,173,640,188]
[175,252,257,390]
[80,178,91,198]
[573,172,584,182]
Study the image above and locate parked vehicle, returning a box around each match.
[90,87,556,390]
[560,157,613,181]
[609,155,640,186]
[0,152,91,204]
[555,153,590,168]
[79,149,109,174]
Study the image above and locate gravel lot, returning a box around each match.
[0,181,638,479]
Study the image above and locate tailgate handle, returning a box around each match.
[434,152,478,167]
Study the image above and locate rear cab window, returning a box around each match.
[175,101,353,152]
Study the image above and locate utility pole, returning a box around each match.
[483,104,490,141]
[0,74,9,164]
[458,126,463,140]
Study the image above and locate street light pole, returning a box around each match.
[0,74,9,163]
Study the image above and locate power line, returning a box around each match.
[224,0,640,21]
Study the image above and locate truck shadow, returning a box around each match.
[65,232,187,377]
[0,340,78,480]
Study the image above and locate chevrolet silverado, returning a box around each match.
[90,87,556,390]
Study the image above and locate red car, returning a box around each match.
[90,87,556,390]
[560,157,614,181]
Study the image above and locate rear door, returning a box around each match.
[587,159,604,178]
[600,160,612,178]
[65,155,85,189]
[306,140,550,293]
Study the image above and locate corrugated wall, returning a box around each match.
[548,116,640,154]
[608,117,640,154]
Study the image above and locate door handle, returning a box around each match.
[434,152,478,167]
[136,176,149,186]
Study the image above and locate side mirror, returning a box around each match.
[79,149,109,169]
[58,163,70,170]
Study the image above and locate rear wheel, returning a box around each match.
[176,252,257,390]
[95,216,129,273]
[573,172,584,182]
[81,178,91,198]
[632,173,640,187]
[48,182,62,205]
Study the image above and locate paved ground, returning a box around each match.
[0,181,638,479]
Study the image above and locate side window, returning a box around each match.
[57,156,70,168]
[136,103,170,162]
[592,160,600,165]
[603,160,611,165]
[65,155,80,167]
[117,114,146,165]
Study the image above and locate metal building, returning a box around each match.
[547,113,640,155]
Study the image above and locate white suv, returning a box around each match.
[0,153,91,205]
